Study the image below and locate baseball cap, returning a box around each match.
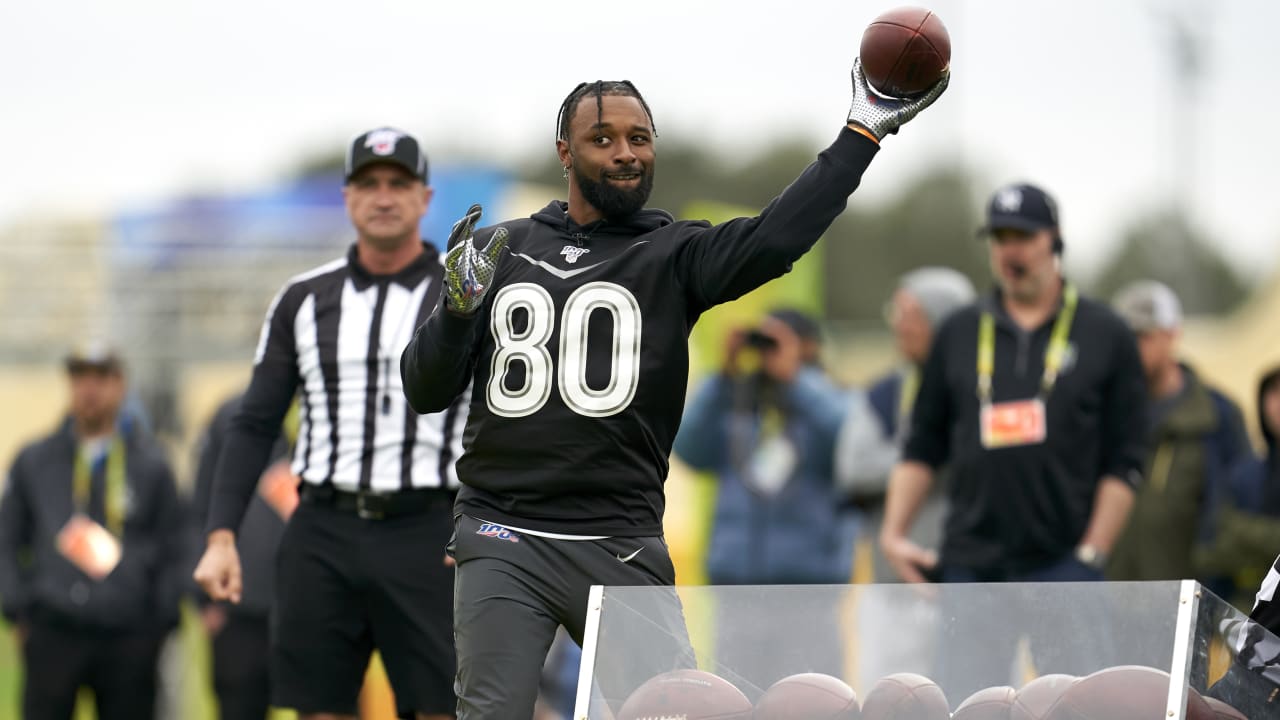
[977,182,1060,237]
[1112,280,1183,333]
[65,339,123,374]
[898,266,976,329]
[766,308,821,343]
[344,127,428,184]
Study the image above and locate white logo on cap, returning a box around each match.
[366,129,404,156]
[995,188,1023,213]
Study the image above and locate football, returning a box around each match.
[859,6,951,98]
[952,685,1017,720]
[754,672,861,719]
[1044,665,1216,720]
[1010,674,1076,720]
[1203,696,1251,720]
[616,668,753,720]
[860,672,950,720]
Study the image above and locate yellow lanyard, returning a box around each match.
[73,436,127,538]
[977,284,1078,403]
[897,367,920,422]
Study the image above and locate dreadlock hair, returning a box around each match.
[555,80,657,143]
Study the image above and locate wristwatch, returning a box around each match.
[1074,544,1107,570]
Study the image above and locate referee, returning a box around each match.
[194,128,463,720]
[1209,553,1280,713]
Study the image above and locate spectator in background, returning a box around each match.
[190,391,297,720]
[1233,367,1280,518]
[673,307,851,694]
[836,267,973,693]
[0,342,184,720]
[880,182,1148,699]
[1197,364,1280,609]
[1106,280,1250,587]
[837,266,975,581]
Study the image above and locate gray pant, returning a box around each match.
[450,514,694,719]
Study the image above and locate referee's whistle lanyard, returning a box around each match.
[975,283,1078,448]
[73,436,127,539]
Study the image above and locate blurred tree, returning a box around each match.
[1091,209,1250,315]
[823,165,987,324]
[292,152,346,179]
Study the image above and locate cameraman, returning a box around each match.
[673,308,851,692]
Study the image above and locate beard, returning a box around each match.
[573,161,654,221]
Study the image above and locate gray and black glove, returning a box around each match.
[847,57,949,140]
[444,203,510,316]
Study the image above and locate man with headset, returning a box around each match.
[879,182,1148,700]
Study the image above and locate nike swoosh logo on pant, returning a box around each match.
[616,547,643,563]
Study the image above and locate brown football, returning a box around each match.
[754,672,861,719]
[1043,665,1216,720]
[616,668,753,720]
[859,6,951,98]
[952,685,1017,720]
[860,672,950,720]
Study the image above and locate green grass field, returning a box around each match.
[0,617,17,716]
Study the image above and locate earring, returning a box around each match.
[562,166,570,178]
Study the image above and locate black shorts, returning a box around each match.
[450,514,694,720]
[272,496,456,717]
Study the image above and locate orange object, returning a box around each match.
[258,461,300,520]
[981,399,1047,449]
[56,514,121,580]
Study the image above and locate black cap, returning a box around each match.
[344,127,428,184]
[65,339,123,374]
[978,182,1060,236]
[767,308,821,343]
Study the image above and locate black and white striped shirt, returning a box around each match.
[207,243,464,532]
[1244,555,1280,672]
[1217,554,1280,688]
[1255,556,1280,627]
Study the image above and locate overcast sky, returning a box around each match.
[3,0,1276,279]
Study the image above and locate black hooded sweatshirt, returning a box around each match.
[402,128,878,536]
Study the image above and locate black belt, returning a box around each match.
[299,484,450,520]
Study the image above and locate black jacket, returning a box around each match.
[0,420,184,630]
[403,128,879,536]
[903,287,1148,576]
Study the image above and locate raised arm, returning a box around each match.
[673,60,948,313]
[402,308,484,414]
[401,204,506,413]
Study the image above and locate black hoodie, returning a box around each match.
[1255,367,1280,515]
[402,128,878,536]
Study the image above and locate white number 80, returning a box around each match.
[487,281,642,418]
